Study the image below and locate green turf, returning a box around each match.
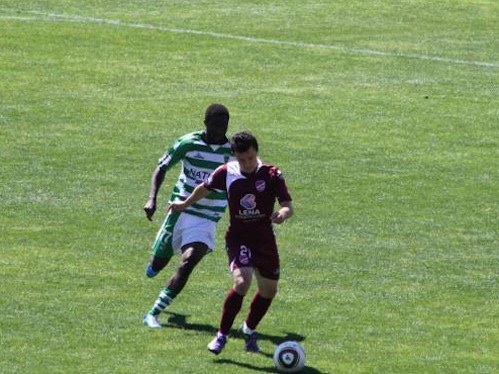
[1,1,498,373]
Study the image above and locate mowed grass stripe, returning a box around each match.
[1,10,499,69]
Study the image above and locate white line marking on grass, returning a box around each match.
[2,10,499,69]
[0,15,40,21]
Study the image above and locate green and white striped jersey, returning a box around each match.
[158,131,233,222]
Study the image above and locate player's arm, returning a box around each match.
[169,184,213,212]
[271,200,293,224]
[143,138,187,220]
[144,166,166,221]
[170,164,227,212]
[270,166,293,224]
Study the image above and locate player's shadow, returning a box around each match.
[214,358,326,374]
[161,311,215,334]
[163,311,305,344]
[163,312,325,373]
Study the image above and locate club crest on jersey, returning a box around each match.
[255,180,266,192]
[238,194,261,217]
[240,194,257,210]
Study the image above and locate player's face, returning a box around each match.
[204,118,228,144]
[235,147,258,173]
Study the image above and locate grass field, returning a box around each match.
[1,1,498,373]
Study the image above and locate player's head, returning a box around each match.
[231,131,259,173]
[204,104,229,144]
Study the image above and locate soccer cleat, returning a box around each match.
[207,334,227,355]
[143,313,162,328]
[145,264,159,278]
[244,332,260,353]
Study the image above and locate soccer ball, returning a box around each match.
[273,341,306,373]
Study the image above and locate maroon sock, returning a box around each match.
[245,292,273,330]
[219,288,244,335]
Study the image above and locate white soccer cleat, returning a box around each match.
[143,314,162,328]
[207,334,227,355]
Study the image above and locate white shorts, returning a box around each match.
[171,212,216,255]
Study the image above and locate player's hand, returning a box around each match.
[168,201,187,212]
[144,199,156,221]
[271,211,285,224]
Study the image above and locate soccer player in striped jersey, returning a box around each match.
[142,104,233,328]
[169,131,294,354]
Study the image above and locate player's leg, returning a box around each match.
[147,244,208,322]
[162,214,216,299]
[246,269,278,326]
[207,242,253,354]
[145,256,169,278]
[143,211,180,328]
[208,266,253,355]
[145,214,215,328]
[240,270,278,353]
[241,272,277,353]
[163,242,209,297]
[222,245,255,334]
[145,211,180,278]
[241,242,280,353]
[222,266,254,332]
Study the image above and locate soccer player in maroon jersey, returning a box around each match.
[169,131,294,355]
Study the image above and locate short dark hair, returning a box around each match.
[204,104,229,125]
[230,131,259,153]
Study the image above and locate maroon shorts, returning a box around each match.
[225,235,280,280]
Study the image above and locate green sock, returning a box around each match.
[149,288,176,315]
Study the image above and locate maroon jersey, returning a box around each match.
[204,159,292,241]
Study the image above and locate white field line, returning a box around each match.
[2,10,499,69]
